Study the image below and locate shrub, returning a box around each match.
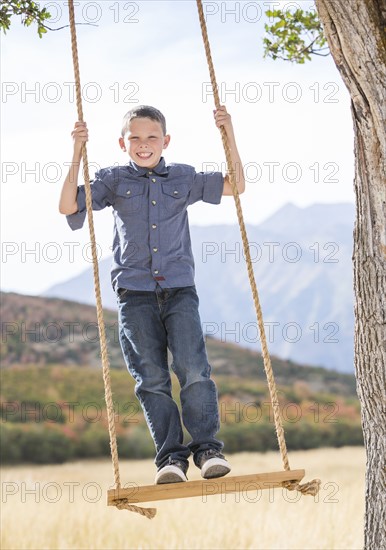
[117,427,155,459]
[0,425,74,464]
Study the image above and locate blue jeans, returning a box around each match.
[117,284,223,471]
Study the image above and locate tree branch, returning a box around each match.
[42,22,98,31]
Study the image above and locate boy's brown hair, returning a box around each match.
[121,105,167,136]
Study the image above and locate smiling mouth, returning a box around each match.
[137,152,153,159]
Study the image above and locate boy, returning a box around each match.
[59,105,245,484]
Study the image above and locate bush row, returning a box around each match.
[219,421,363,453]
[1,421,363,464]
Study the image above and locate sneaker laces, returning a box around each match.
[168,458,187,473]
[199,449,225,465]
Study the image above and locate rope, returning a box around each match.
[67,0,156,519]
[195,0,320,497]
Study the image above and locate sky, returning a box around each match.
[1,0,355,295]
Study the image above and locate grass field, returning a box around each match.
[1,447,365,550]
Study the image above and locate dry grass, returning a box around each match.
[1,447,365,550]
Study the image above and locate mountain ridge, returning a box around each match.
[1,290,356,396]
[42,202,355,372]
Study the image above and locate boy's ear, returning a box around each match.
[119,137,126,151]
[163,134,171,149]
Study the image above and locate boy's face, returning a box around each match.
[119,117,170,169]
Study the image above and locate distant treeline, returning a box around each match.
[1,366,362,464]
[1,420,363,465]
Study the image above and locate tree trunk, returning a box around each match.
[314,1,386,548]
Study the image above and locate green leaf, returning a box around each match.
[263,7,330,64]
[0,0,51,37]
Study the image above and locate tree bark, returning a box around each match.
[314,1,386,548]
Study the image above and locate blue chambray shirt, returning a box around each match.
[66,157,224,291]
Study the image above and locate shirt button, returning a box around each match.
[153,247,158,252]
[148,171,153,175]
[154,270,159,275]
[152,200,157,206]
[151,178,156,183]
[173,190,178,195]
[152,224,157,229]
[126,190,131,195]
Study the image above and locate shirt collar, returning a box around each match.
[128,157,168,177]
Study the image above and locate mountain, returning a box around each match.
[43,202,356,372]
[0,291,362,463]
[0,291,356,395]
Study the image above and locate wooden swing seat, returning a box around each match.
[107,469,305,505]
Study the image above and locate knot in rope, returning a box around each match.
[283,478,321,496]
[113,499,157,519]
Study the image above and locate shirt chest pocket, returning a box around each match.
[161,183,189,211]
[115,183,145,213]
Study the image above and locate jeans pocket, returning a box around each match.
[117,287,129,299]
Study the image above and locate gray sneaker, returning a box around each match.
[198,450,231,479]
[155,460,188,484]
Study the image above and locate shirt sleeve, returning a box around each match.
[66,170,114,231]
[188,171,224,206]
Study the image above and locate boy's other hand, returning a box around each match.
[214,106,246,196]
[213,105,233,136]
[72,121,88,154]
